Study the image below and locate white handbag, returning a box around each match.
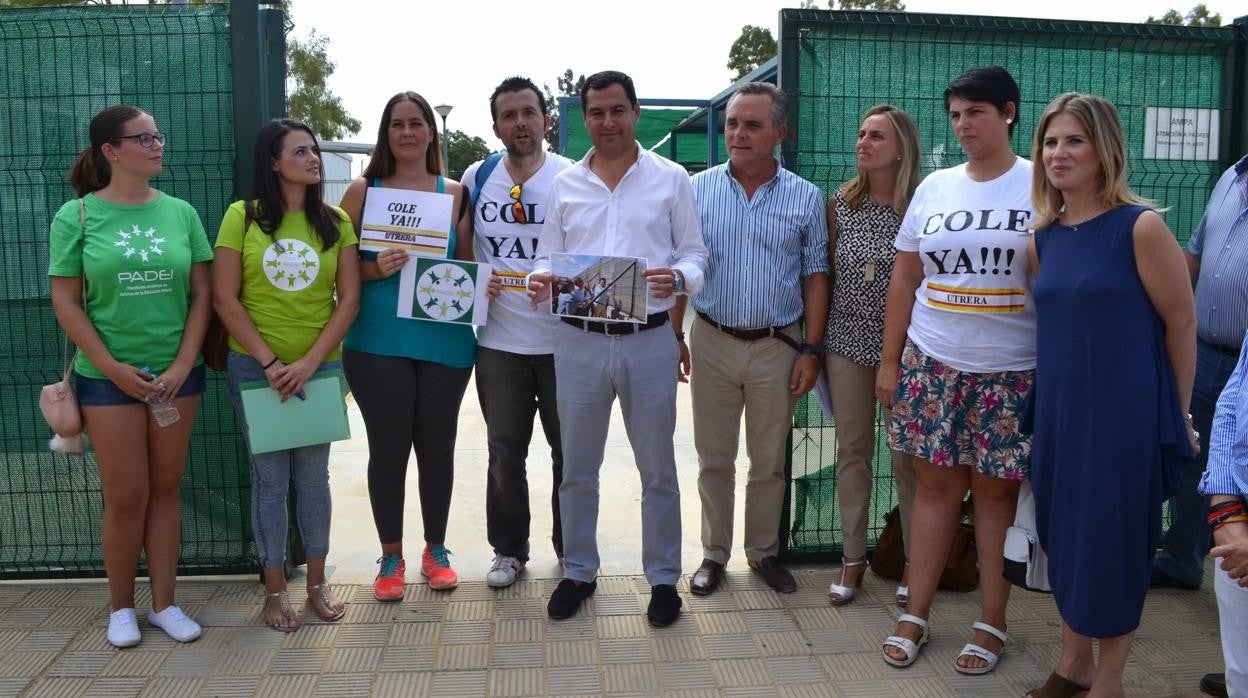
[1003,481,1051,593]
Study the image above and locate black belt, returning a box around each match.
[561,311,669,336]
[696,312,801,352]
[1203,338,1243,358]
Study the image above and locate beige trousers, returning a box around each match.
[825,353,916,560]
[691,315,799,563]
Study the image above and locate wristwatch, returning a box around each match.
[672,269,685,294]
[800,342,825,359]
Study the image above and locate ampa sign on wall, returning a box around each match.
[1144,107,1219,161]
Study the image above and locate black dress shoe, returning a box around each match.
[690,558,725,596]
[1149,567,1200,590]
[547,578,596,619]
[647,584,682,627]
[1200,672,1228,698]
[748,555,797,593]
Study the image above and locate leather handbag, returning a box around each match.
[870,497,979,592]
[40,200,88,454]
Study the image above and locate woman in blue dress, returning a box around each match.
[1026,92,1197,698]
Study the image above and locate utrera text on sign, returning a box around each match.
[359,187,454,258]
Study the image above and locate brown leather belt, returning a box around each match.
[696,312,801,352]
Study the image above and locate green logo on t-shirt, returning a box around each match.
[113,225,166,263]
[263,239,319,291]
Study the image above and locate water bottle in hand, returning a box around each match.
[142,366,181,428]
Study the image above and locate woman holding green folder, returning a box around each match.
[213,118,360,633]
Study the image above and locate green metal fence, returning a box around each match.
[779,9,1248,560]
[0,3,283,578]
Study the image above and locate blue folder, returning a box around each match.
[238,370,351,455]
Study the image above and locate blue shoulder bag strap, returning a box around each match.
[470,152,505,206]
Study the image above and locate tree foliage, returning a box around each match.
[727,25,777,81]
[445,129,491,181]
[1146,3,1222,26]
[286,31,361,140]
[543,69,586,152]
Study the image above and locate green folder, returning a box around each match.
[238,370,350,455]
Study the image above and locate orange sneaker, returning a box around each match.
[421,544,458,590]
[373,554,405,601]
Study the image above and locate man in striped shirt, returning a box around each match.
[675,82,829,595]
[1155,154,1248,601]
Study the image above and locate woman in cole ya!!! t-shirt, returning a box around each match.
[875,66,1035,675]
[48,105,213,648]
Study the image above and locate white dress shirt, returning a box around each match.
[533,143,707,314]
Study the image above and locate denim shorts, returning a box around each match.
[75,364,207,407]
[887,339,1033,480]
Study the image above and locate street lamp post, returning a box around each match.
[434,103,453,174]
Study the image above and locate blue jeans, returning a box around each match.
[226,350,340,569]
[1154,339,1240,586]
[475,346,563,562]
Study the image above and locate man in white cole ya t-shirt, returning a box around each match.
[462,76,574,588]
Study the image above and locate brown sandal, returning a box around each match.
[307,582,346,622]
[1027,672,1091,698]
[265,591,300,633]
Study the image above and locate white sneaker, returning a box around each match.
[486,555,524,588]
[107,608,141,648]
[147,605,202,643]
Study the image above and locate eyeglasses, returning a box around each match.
[115,132,167,149]
[509,183,527,224]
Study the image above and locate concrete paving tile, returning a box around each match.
[387,622,439,646]
[138,676,202,696]
[593,594,644,616]
[494,579,545,600]
[214,649,275,675]
[430,668,487,696]
[175,625,235,651]
[85,677,146,696]
[325,647,381,673]
[834,604,897,627]
[547,616,596,640]
[893,676,954,696]
[256,673,318,694]
[228,626,284,650]
[0,587,30,606]
[757,631,814,657]
[270,648,329,674]
[777,683,838,697]
[0,652,58,678]
[792,606,847,630]
[597,614,649,639]
[495,598,544,619]
[494,618,543,644]
[441,620,493,644]
[734,589,785,611]
[341,602,398,625]
[335,623,390,647]
[210,585,264,605]
[943,673,1009,696]
[198,675,260,697]
[155,649,218,677]
[0,629,26,653]
[722,687,785,698]
[596,577,635,595]
[786,586,836,609]
[803,628,863,655]
[767,655,827,683]
[0,607,52,626]
[600,638,652,664]
[655,661,715,691]
[654,635,704,662]
[283,624,338,648]
[0,679,32,698]
[547,640,599,666]
[16,588,78,607]
[379,645,435,672]
[852,624,899,653]
[819,651,887,682]
[372,671,431,697]
[24,677,92,698]
[101,650,165,677]
[168,583,219,605]
[711,658,770,687]
[488,667,544,696]
[46,651,113,677]
[661,689,721,698]
[602,662,659,693]
[313,672,374,696]
[703,633,759,660]
[436,643,489,671]
[547,665,602,694]
[192,604,257,627]
[835,681,900,697]
[694,611,749,635]
[20,629,78,653]
[742,608,800,634]
[491,642,543,669]
[446,600,495,622]
[397,601,446,623]
[685,592,738,614]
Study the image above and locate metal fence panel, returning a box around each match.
[779,9,1246,560]
[0,4,255,577]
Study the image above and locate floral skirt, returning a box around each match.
[887,339,1033,480]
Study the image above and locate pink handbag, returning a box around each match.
[40,199,88,454]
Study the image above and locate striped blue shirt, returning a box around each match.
[1189,155,1248,348]
[690,162,829,328]
[1200,330,1248,498]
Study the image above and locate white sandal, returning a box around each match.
[954,621,1007,675]
[827,558,867,606]
[882,613,929,668]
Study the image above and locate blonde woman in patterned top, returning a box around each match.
[824,105,921,607]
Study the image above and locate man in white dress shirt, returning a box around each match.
[528,70,707,627]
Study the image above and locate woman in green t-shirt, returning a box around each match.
[213,118,360,633]
[48,105,213,648]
